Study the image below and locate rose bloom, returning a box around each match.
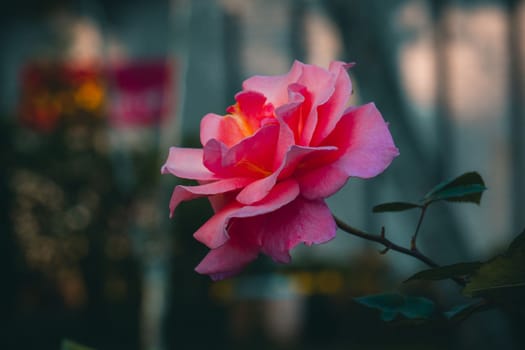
[162,61,398,280]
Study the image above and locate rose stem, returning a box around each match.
[333,215,466,287]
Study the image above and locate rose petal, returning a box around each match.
[203,124,280,178]
[325,103,399,178]
[311,61,354,146]
[275,63,339,147]
[200,113,245,148]
[207,192,237,213]
[235,172,280,205]
[242,60,303,107]
[230,91,275,132]
[168,177,253,217]
[193,201,242,249]
[161,147,218,180]
[195,238,259,281]
[276,83,316,146]
[297,163,349,199]
[223,124,279,175]
[195,195,336,280]
[236,144,336,204]
[193,179,300,248]
[259,196,336,263]
[297,102,398,199]
[296,63,336,106]
[202,139,228,175]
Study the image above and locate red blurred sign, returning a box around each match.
[106,60,174,128]
[19,62,105,132]
[18,59,175,132]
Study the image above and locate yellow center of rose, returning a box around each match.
[227,112,254,137]
[223,100,276,177]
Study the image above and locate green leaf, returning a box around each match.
[372,202,422,213]
[354,293,435,321]
[462,256,525,297]
[422,172,486,205]
[61,340,95,350]
[404,262,482,282]
[463,230,525,298]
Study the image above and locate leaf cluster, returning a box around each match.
[357,172,524,324]
[373,172,486,213]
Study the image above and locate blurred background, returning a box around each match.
[1,0,524,349]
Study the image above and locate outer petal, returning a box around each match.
[259,196,336,263]
[193,179,300,248]
[323,102,399,178]
[168,177,253,217]
[242,60,303,106]
[297,163,349,199]
[195,238,259,281]
[193,201,243,249]
[195,195,336,280]
[161,147,218,180]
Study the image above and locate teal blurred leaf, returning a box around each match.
[404,262,482,282]
[463,230,525,298]
[354,293,435,321]
[372,202,422,213]
[422,172,486,205]
[61,340,95,350]
[444,300,489,322]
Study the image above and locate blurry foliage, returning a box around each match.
[463,230,525,300]
[61,339,95,350]
[6,115,142,350]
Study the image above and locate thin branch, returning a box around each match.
[411,205,428,250]
[334,215,438,267]
[333,215,466,287]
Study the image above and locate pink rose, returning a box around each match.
[162,61,399,280]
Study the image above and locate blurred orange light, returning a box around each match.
[74,80,104,111]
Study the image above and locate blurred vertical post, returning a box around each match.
[430,0,454,181]
[222,5,242,103]
[162,0,191,152]
[507,0,525,233]
[0,119,16,349]
[103,1,190,349]
[140,1,192,350]
[290,0,307,62]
